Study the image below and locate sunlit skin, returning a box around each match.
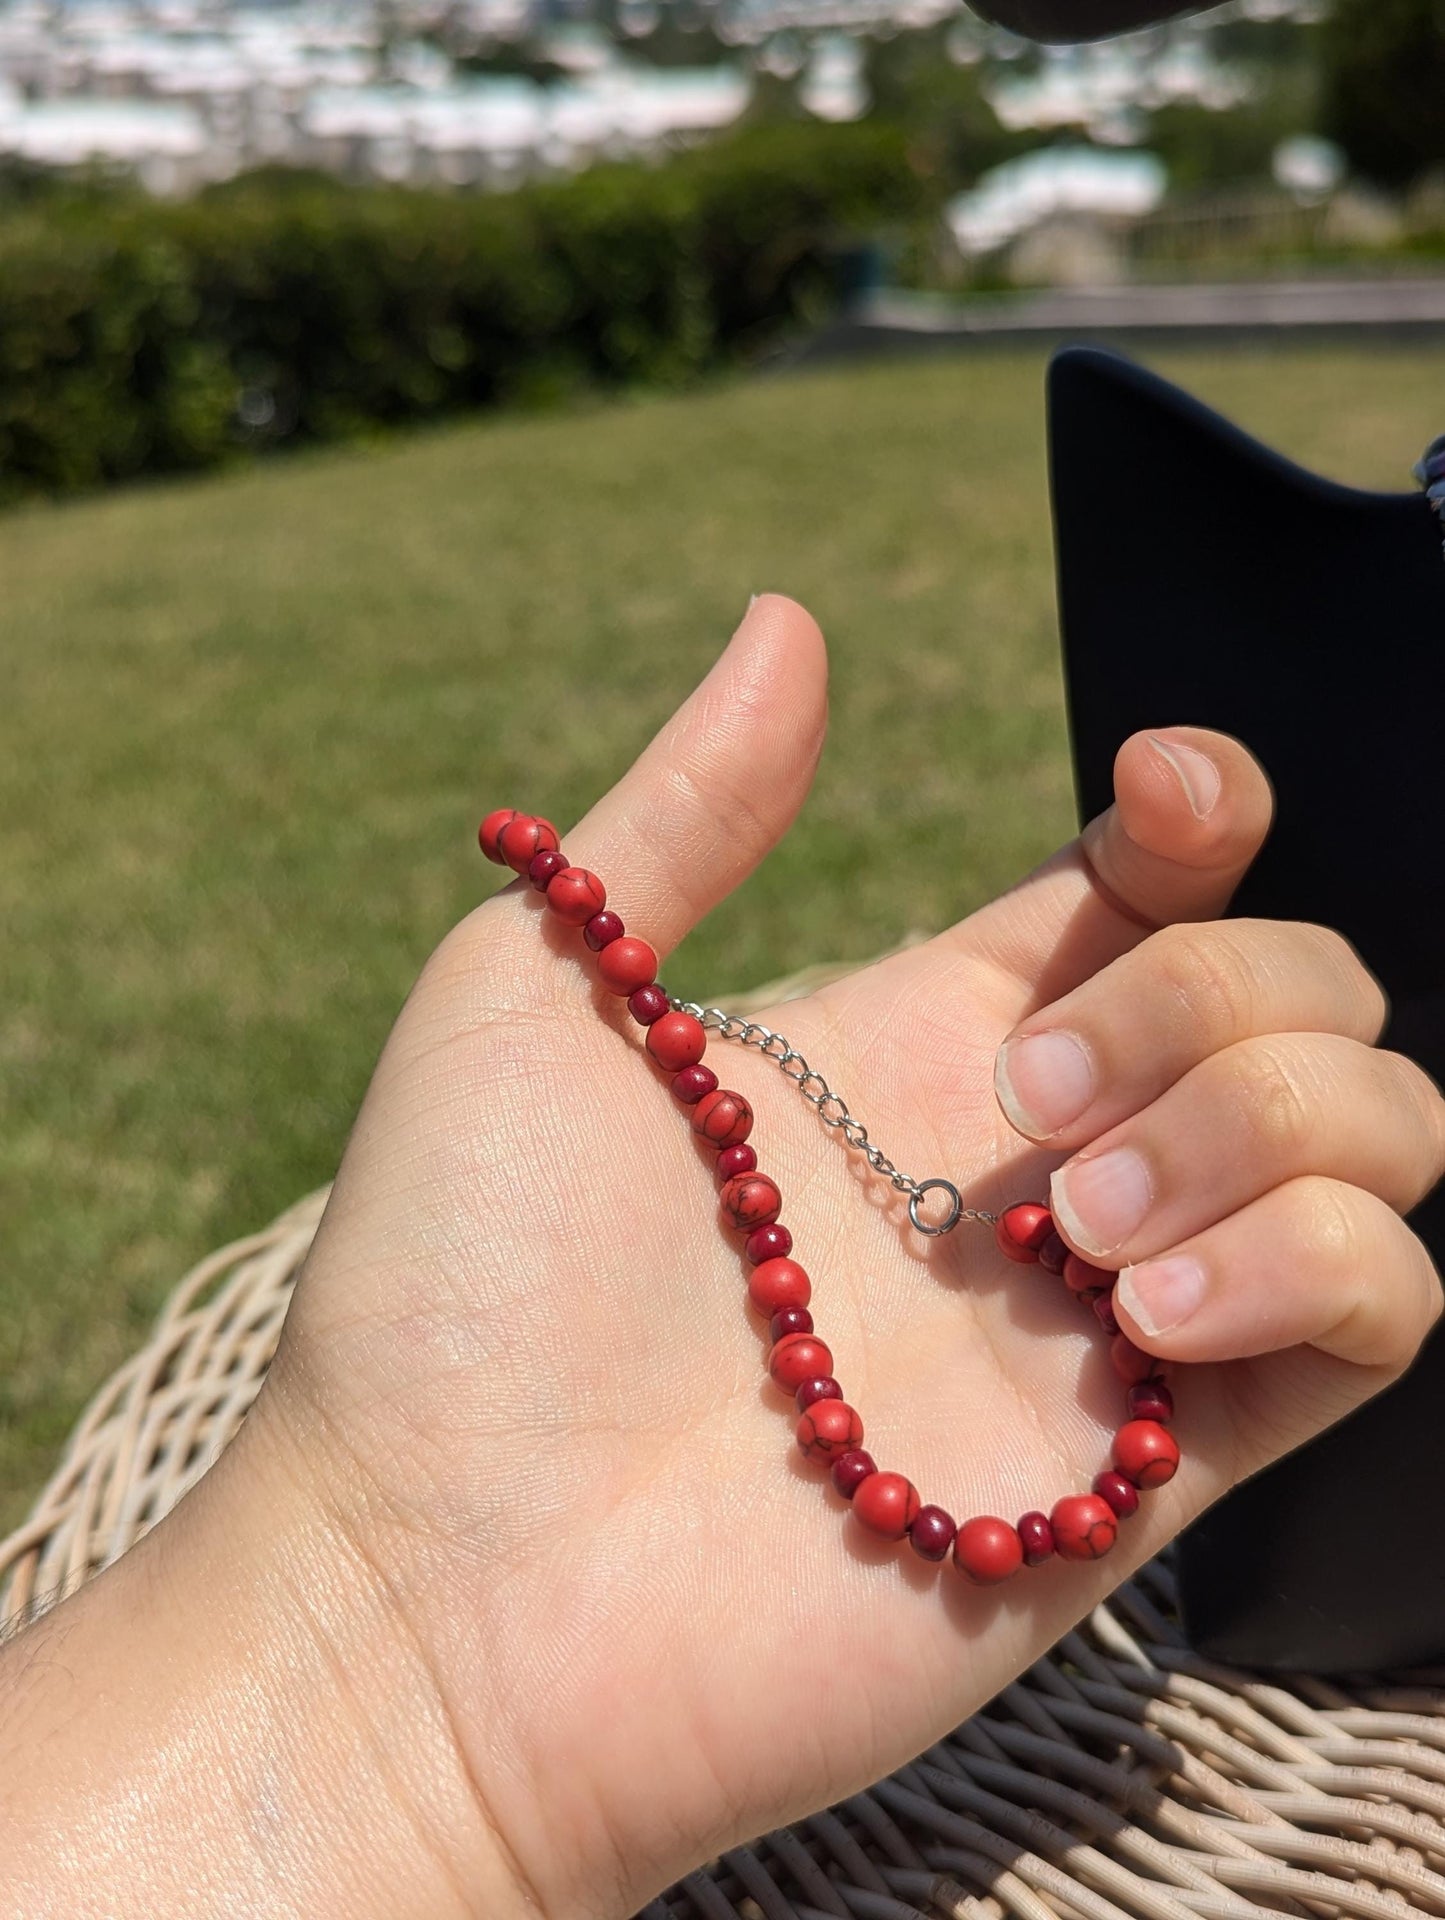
[3,595,1442,1920]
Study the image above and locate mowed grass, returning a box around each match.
[3,342,1442,1531]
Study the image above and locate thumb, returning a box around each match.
[528,594,828,963]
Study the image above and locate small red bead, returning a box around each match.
[1017,1511,1055,1565]
[853,1471,921,1541]
[1063,1251,1112,1294]
[795,1376,841,1411]
[528,847,568,891]
[748,1257,811,1316]
[995,1203,1054,1264]
[1050,1493,1119,1561]
[1128,1380,1174,1425]
[691,1088,753,1149]
[1093,1469,1140,1518]
[954,1516,1024,1585]
[498,814,560,872]
[797,1400,864,1465]
[546,866,606,925]
[770,1307,813,1340]
[628,985,670,1026]
[721,1173,782,1232]
[717,1143,758,1181]
[1111,1334,1160,1386]
[671,1065,718,1105]
[1038,1231,1069,1275]
[1113,1418,1180,1489]
[597,936,657,995]
[909,1505,957,1562]
[583,910,624,951]
[831,1450,877,1499]
[1093,1289,1121,1336]
[478,808,520,864]
[768,1333,833,1392]
[744,1223,792,1263]
[645,1010,706,1070]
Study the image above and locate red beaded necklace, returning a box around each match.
[481,808,1180,1586]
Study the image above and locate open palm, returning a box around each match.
[243,597,1442,1920]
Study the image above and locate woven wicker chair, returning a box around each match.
[5,964,1445,1920]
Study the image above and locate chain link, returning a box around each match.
[670,1001,996,1237]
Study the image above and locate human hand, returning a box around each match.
[10,596,1441,1920]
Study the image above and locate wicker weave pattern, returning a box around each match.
[4,969,1445,1920]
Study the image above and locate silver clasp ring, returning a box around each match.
[908,1178,963,1237]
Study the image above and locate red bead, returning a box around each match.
[717,1143,758,1181]
[995,1203,1054,1264]
[853,1471,921,1541]
[721,1173,781,1232]
[1063,1251,1111,1294]
[672,1066,718,1105]
[797,1400,864,1465]
[745,1223,791,1263]
[1093,1289,1121,1336]
[583,910,624,951]
[954,1516,1024,1585]
[770,1307,813,1340]
[831,1450,877,1499]
[645,1010,706,1070]
[1017,1511,1055,1566]
[547,866,606,925]
[1111,1334,1159,1385]
[1093,1469,1140,1519]
[691,1088,753,1149]
[749,1257,811,1316]
[597,936,657,995]
[768,1333,833,1392]
[528,847,568,891]
[628,985,670,1025]
[1050,1493,1118,1561]
[795,1376,841,1411]
[1128,1380,1174,1425]
[909,1505,957,1562]
[1112,1418,1180,1489]
[478,808,519,864]
[1038,1231,1069,1275]
[498,814,560,872]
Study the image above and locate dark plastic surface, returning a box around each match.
[970,0,1202,43]
[1050,345,1445,1671]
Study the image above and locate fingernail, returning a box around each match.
[1050,1146,1152,1257]
[1150,735,1221,820]
[1116,1254,1207,1338]
[995,1031,1095,1138]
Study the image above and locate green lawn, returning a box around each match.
[3,342,1441,1532]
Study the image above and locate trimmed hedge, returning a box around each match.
[0,122,924,500]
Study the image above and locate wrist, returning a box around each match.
[0,1386,540,1920]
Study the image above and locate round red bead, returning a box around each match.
[797,1400,864,1465]
[672,1066,718,1105]
[1113,1418,1180,1489]
[546,866,606,925]
[645,1010,706,1071]
[954,1516,1024,1585]
[1111,1334,1160,1385]
[1050,1493,1119,1561]
[909,1505,957,1562]
[528,847,568,891]
[628,985,670,1026]
[597,936,657,995]
[795,1376,841,1411]
[831,1450,877,1499]
[721,1173,782,1232]
[745,1223,791,1263]
[1063,1251,1111,1294]
[748,1257,810,1316]
[1017,1511,1055,1565]
[691,1089,753,1149]
[995,1203,1055,1264]
[768,1333,833,1392]
[1093,1289,1121,1336]
[498,814,559,872]
[770,1307,813,1340]
[1128,1380,1174,1425]
[717,1143,758,1181]
[478,808,519,864]
[583,910,624,951]
[853,1471,920,1541]
[1093,1469,1140,1518]
[1038,1231,1069,1275]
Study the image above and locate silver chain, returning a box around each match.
[669,1000,995,1237]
